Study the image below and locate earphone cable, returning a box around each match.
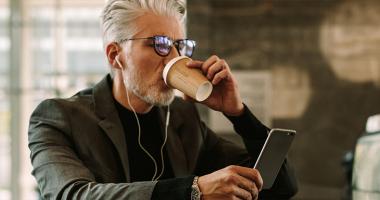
[126,89,159,181]
[154,105,170,181]
[118,56,169,181]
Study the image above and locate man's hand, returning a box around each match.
[198,165,263,200]
[186,55,244,116]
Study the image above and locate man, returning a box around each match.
[28,0,297,199]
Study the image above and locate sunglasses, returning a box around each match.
[120,35,196,57]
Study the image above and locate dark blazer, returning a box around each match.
[28,74,297,199]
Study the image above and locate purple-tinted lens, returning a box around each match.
[154,36,172,56]
[177,39,196,57]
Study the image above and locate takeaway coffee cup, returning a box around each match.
[163,56,213,101]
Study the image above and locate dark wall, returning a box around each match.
[187,0,380,199]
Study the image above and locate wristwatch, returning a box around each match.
[191,176,202,200]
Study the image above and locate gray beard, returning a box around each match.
[122,61,174,106]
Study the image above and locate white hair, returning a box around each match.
[101,0,186,48]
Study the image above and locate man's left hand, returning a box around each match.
[185,55,244,116]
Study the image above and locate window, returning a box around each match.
[2,0,107,199]
[0,1,10,199]
[30,3,107,101]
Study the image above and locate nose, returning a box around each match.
[164,45,180,64]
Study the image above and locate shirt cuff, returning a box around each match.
[152,176,195,200]
[224,103,269,140]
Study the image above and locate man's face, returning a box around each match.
[120,13,184,106]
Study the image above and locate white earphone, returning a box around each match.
[115,55,170,181]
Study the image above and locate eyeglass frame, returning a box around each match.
[118,35,197,57]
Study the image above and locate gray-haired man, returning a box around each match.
[28,0,297,199]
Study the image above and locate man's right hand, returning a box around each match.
[198,165,263,200]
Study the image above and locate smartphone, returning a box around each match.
[253,128,296,189]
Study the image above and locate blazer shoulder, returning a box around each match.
[32,87,95,118]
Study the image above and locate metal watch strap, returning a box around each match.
[191,176,202,200]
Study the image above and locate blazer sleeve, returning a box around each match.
[195,104,298,199]
[28,99,156,200]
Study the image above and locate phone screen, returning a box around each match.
[253,128,296,189]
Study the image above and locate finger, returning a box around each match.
[250,185,259,200]
[252,170,263,191]
[206,59,227,80]
[212,69,229,85]
[225,173,258,200]
[227,166,264,191]
[231,173,259,200]
[201,55,219,74]
[236,176,259,198]
[231,186,253,200]
[252,190,259,200]
[186,60,203,68]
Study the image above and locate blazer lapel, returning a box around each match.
[98,116,131,182]
[93,75,131,182]
[157,106,189,177]
[92,75,190,180]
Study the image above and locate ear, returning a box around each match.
[106,42,122,70]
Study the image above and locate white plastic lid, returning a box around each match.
[163,56,191,85]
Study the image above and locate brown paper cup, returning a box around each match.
[163,56,213,101]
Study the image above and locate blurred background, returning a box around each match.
[1,0,380,199]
